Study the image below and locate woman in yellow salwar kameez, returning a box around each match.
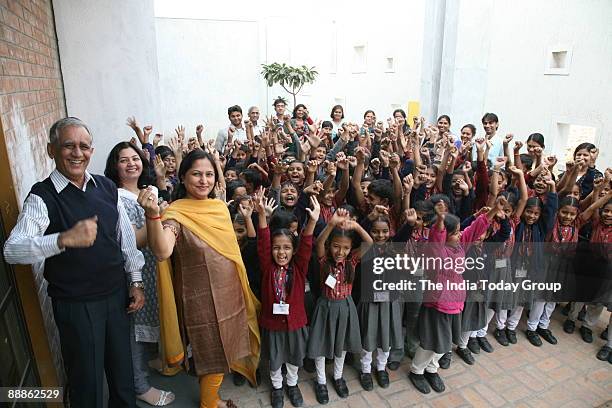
[139,149,260,408]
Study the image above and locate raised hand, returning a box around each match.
[305,196,321,221]
[378,149,390,167]
[153,133,163,148]
[264,196,278,218]
[402,174,414,193]
[533,146,543,157]
[330,207,349,226]
[389,153,401,169]
[273,160,289,175]
[214,183,226,201]
[475,137,486,152]
[336,152,349,170]
[503,133,514,145]
[544,155,557,168]
[303,180,324,195]
[355,146,367,164]
[404,208,417,226]
[137,187,161,217]
[175,125,185,141]
[252,186,266,214]
[142,125,153,142]
[494,156,507,170]
[508,165,523,175]
[126,116,140,132]
[238,200,254,219]
[347,156,358,168]
[514,140,523,152]
[58,216,98,248]
[457,178,469,195]
[462,161,472,173]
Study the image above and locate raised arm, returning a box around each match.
[316,208,346,258]
[351,147,367,210]
[580,189,612,222]
[334,153,350,206]
[508,165,528,219]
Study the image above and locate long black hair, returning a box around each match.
[173,149,219,201]
[104,141,152,188]
[321,228,357,284]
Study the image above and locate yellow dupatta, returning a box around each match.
[157,198,261,385]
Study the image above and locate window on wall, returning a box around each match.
[385,57,395,73]
[545,45,572,75]
[352,44,367,73]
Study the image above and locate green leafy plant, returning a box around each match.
[261,63,318,108]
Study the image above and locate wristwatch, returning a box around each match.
[130,281,145,289]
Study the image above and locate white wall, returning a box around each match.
[155,17,264,140]
[440,0,612,168]
[154,0,426,131]
[53,0,162,172]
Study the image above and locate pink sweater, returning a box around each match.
[423,214,491,314]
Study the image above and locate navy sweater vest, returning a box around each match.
[30,175,125,300]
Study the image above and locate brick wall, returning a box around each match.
[0,0,66,383]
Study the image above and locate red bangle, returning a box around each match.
[146,215,161,220]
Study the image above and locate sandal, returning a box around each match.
[137,388,175,406]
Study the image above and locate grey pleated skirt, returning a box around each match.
[485,260,517,311]
[262,326,309,372]
[461,300,486,332]
[307,296,362,359]
[417,305,461,354]
[358,300,404,352]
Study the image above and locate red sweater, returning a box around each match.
[258,226,313,331]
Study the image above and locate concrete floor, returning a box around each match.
[137,306,612,408]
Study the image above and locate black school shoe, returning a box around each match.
[359,372,373,391]
[333,378,349,398]
[477,336,494,353]
[375,370,390,388]
[494,328,509,346]
[601,326,609,340]
[314,382,329,405]
[387,361,401,371]
[286,385,303,407]
[456,347,475,365]
[596,346,611,362]
[271,387,284,408]
[506,328,517,344]
[438,352,452,369]
[580,326,593,343]
[563,319,576,334]
[467,337,481,354]
[424,371,446,393]
[526,330,543,347]
[409,372,431,394]
[537,327,558,345]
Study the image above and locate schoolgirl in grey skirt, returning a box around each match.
[357,212,418,390]
[410,203,498,395]
[456,213,511,365]
[307,209,373,404]
[255,193,320,408]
